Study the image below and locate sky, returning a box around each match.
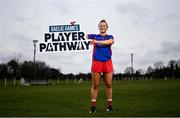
[0,0,180,74]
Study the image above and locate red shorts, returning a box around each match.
[91,59,113,73]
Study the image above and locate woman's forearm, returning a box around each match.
[95,39,114,45]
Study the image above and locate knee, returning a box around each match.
[92,84,99,89]
[105,83,112,89]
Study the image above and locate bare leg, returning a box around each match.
[104,72,113,107]
[91,72,101,100]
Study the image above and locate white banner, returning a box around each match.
[38,24,91,52]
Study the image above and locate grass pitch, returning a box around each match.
[0,80,180,117]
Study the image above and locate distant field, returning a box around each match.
[0,80,180,117]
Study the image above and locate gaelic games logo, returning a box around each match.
[39,24,91,52]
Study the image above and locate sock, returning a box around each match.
[107,99,112,107]
[91,99,96,107]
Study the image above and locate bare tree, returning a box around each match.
[136,68,145,75]
[154,61,164,69]
[124,67,133,74]
[146,66,154,74]
[168,60,176,68]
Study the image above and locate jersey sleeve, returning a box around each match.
[108,35,114,40]
[87,34,96,39]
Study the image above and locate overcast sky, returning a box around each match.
[0,0,180,74]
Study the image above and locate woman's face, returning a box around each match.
[98,22,108,34]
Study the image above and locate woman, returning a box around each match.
[87,20,114,113]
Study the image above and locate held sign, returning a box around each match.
[38,24,91,52]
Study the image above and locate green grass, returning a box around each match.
[0,80,180,117]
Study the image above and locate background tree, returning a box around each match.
[154,61,164,69]
[124,67,133,74]
[124,67,133,79]
[0,64,8,79]
[21,61,34,79]
[7,59,21,79]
